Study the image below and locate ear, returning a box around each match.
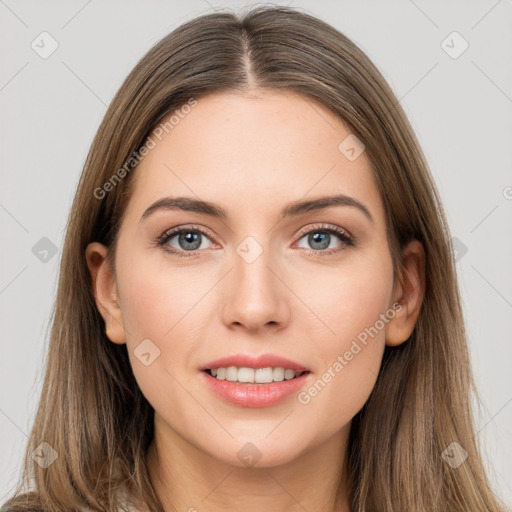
[85,242,126,344]
[385,239,426,347]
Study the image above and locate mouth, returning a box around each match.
[203,367,311,384]
[199,354,312,407]
[200,367,312,408]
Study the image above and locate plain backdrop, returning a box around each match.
[1,0,511,506]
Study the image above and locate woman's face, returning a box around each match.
[105,89,401,467]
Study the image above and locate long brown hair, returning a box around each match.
[2,5,508,512]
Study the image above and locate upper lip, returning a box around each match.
[200,353,310,372]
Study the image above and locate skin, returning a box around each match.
[86,89,425,512]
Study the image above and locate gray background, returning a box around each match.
[1,0,511,506]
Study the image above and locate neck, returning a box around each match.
[146,413,352,512]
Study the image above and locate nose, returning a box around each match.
[221,247,290,334]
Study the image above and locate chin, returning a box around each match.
[204,432,311,469]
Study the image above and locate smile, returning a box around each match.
[206,366,308,383]
[200,369,311,408]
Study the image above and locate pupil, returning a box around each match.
[309,232,330,250]
[179,232,201,250]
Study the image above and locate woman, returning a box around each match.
[2,5,508,512]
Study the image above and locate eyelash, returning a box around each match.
[154,223,355,259]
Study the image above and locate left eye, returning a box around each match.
[295,229,351,252]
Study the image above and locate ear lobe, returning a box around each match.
[85,242,127,344]
[385,240,426,347]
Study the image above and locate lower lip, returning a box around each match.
[200,370,311,408]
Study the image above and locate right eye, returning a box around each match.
[156,225,217,258]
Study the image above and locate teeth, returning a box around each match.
[284,369,296,380]
[272,367,284,382]
[238,367,256,383]
[208,366,305,383]
[226,366,239,382]
[255,367,273,383]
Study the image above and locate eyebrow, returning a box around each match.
[140,194,374,224]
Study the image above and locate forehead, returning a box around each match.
[123,89,385,229]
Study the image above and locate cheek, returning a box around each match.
[118,268,201,423]
[292,252,392,426]
[118,247,212,340]
[292,248,393,355]
[115,253,209,400]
